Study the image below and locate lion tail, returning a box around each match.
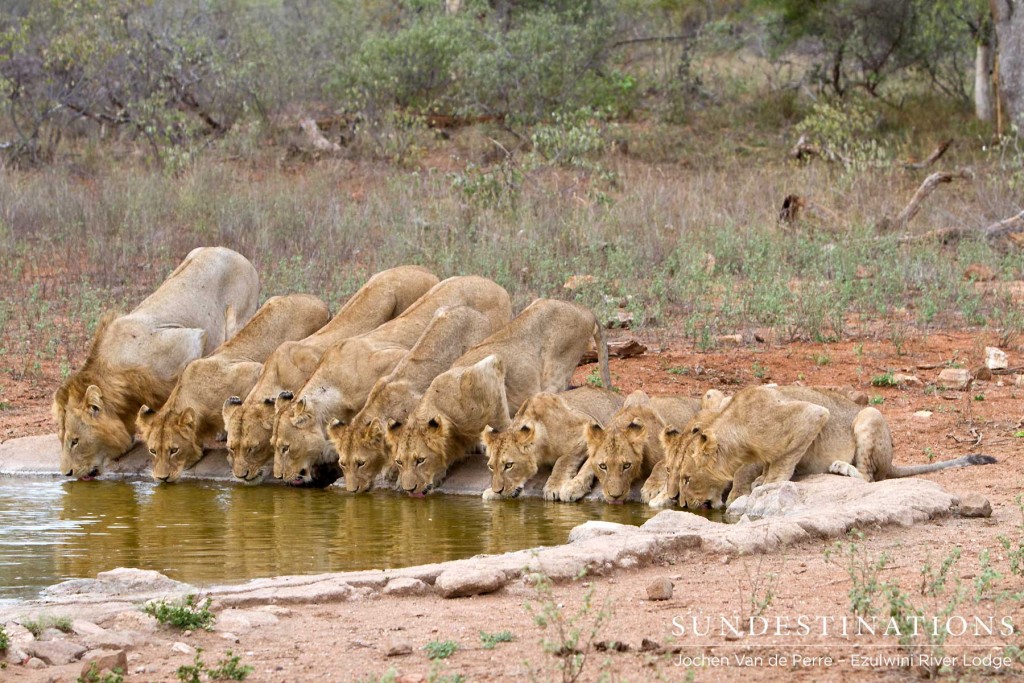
[887,453,997,478]
[592,321,612,391]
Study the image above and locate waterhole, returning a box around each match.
[0,479,720,602]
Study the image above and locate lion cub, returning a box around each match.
[222,265,438,484]
[274,276,512,485]
[137,294,329,483]
[391,298,612,496]
[482,387,624,501]
[668,384,997,510]
[328,306,498,493]
[561,391,700,503]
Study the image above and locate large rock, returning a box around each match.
[435,567,508,598]
[956,493,992,518]
[568,521,634,544]
[727,481,805,519]
[106,611,159,633]
[382,577,430,597]
[82,630,143,651]
[24,638,87,665]
[81,649,128,678]
[41,568,193,602]
[646,577,673,601]
[937,368,972,390]
[72,620,106,637]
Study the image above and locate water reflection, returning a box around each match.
[0,479,716,602]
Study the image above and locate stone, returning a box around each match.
[4,622,34,645]
[717,334,743,345]
[396,675,426,683]
[25,639,87,666]
[727,481,804,519]
[108,611,159,634]
[382,577,430,597]
[847,391,869,406]
[83,631,142,651]
[913,410,933,419]
[568,521,633,544]
[38,628,67,641]
[639,638,661,652]
[435,567,508,598]
[1017,375,1024,388]
[5,645,28,665]
[42,568,192,601]
[213,609,278,634]
[957,493,992,518]
[937,368,972,390]
[385,637,413,657]
[985,347,1008,370]
[72,620,106,637]
[171,642,195,656]
[80,650,128,678]
[645,577,673,601]
[219,632,240,642]
[25,657,46,669]
[892,373,923,387]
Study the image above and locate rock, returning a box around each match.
[385,637,413,657]
[937,368,972,390]
[957,493,992,518]
[847,391,869,406]
[42,568,192,601]
[80,650,128,678]
[382,577,430,597]
[639,638,661,652]
[5,645,28,665]
[72,620,106,637]
[892,373,923,387]
[974,365,993,381]
[25,657,46,669]
[38,627,67,641]
[25,639,87,666]
[213,609,278,634]
[645,578,673,601]
[219,632,239,642]
[108,611,159,633]
[171,642,195,656]
[4,622,34,645]
[985,347,1008,370]
[913,410,933,419]
[1017,374,1024,388]
[396,675,426,683]
[568,520,633,543]
[83,631,142,651]
[435,567,508,598]
[727,481,805,519]
[717,334,743,345]
[255,605,292,618]
[606,310,633,329]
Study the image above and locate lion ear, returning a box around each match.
[223,395,243,421]
[623,390,651,409]
[585,422,605,448]
[84,385,104,416]
[137,404,156,424]
[387,417,403,432]
[482,424,498,444]
[367,419,384,445]
[177,407,197,433]
[327,417,345,435]
[516,423,535,443]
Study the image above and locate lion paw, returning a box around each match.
[559,480,589,502]
[750,475,765,489]
[542,487,561,502]
[649,492,675,509]
[828,461,863,479]
[481,488,501,501]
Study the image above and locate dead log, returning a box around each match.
[896,209,1024,246]
[299,118,341,153]
[876,170,971,232]
[903,139,953,170]
[789,134,822,163]
[580,338,647,364]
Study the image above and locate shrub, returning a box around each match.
[144,595,215,631]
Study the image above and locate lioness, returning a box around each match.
[668,384,997,510]
[328,305,498,493]
[560,391,700,503]
[390,355,510,496]
[54,247,259,479]
[137,294,329,483]
[392,298,612,496]
[274,276,512,485]
[482,386,624,501]
[223,265,438,483]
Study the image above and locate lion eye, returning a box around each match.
[622,462,632,471]
[487,463,494,471]
[503,462,513,471]
[415,457,426,466]
[356,460,365,468]
[598,463,608,471]
[394,459,403,469]
[169,447,179,456]
[683,476,691,486]
[148,448,156,455]
[280,445,290,455]
[70,438,79,448]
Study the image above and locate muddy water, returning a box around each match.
[0,479,719,602]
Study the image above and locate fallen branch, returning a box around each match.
[876,170,971,232]
[903,139,953,170]
[896,209,1024,246]
[580,338,647,364]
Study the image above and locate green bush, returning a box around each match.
[144,595,215,631]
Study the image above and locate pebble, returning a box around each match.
[645,578,673,601]
[171,642,195,656]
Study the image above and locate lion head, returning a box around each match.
[223,394,277,484]
[272,392,335,486]
[667,423,732,510]
[329,417,391,493]
[390,413,455,496]
[482,422,540,498]
[54,384,133,480]
[137,405,202,483]
[584,392,659,503]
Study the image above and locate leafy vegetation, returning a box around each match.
[423,639,458,660]
[77,662,124,683]
[479,630,514,649]
[144,595,215,631]
[176,649,252,683]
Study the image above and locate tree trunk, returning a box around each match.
[976,41,994,122]
[992,0,1024,131]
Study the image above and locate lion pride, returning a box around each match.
[53,247,260,479]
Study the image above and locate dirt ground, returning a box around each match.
[2,327,1024,682]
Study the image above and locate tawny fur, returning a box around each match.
[481,387,624,501]
[223,265,438,483]
[274,276,512,484]
[329,306,499,493]
[54,247,259,479]
[561,391,700,503]
[138,294,329,482]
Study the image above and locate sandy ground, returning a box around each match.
[2,328,1023,682]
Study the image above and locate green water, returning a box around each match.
[0,479,690,602]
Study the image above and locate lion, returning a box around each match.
[328,305,498,493]
[391,298,612,496]
[274,276,512,485]
[481,386,624,501]
[559,391,700,503]
[667,384,998,510]
[54,247,260,480]
[389,355,511,496]
[137,294,329,483]
[223,265,438,484]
